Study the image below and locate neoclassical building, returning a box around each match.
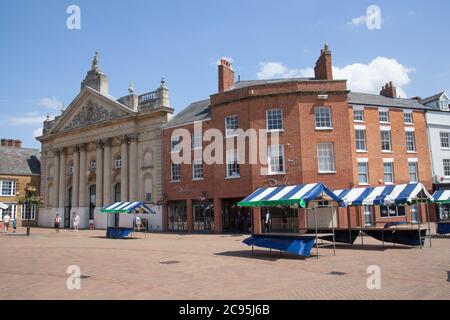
[36,53,173,229]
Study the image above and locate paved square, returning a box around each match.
[0,227,449,300]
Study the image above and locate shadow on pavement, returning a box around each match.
[215,250,307,261]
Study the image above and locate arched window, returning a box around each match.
[115,155,122,169]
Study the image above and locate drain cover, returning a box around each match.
[160,261,181,265]
[328,271,346,276]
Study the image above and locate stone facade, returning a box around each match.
[36,54,173,230]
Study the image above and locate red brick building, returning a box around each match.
[162,45,432,234]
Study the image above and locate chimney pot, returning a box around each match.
[218,58,235,93]
[314,44,333,80]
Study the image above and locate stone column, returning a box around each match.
[103,139,112,205]
[213,198,222,234]
[53,149,60,208]
[128,134,138,202]
[120,135,129,202]
[58,148,67,208]
[186,198,193,233]
[71,145,80,208]
[78,143,87,207]
[95,140,104,207]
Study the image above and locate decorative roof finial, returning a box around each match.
[60,102,65,114]
[91,51,99,71]
[160,77,167,89]
[46,113,50,121]
[128,81,135,94]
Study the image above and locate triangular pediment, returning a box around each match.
[49,87,136,134]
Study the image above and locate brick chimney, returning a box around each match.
[380,82,397,98]
[1,139,22,148]
[218,59,235,93]
[314,43,333,80]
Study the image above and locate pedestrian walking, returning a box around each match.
[54,213,61,233]
[12,219,17,233]
[3,213,11,233]
[72,212,80,232]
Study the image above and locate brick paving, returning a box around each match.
[0,227,449,300]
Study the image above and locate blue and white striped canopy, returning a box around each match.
[334,183,433,206]
[238,183,345,208]
[101,202,156,214]
[433,190,450,204]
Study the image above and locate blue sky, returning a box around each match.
[1,0,449,148]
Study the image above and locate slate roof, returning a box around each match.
[165,99,211,128]
[0,147,41,176]
[420,92,444,106]
[348,92,429,110]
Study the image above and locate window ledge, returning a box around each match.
[354,120,365,123]
[225,175,241,180]
[441,148,450,151]
[266,129,284,134]
[359,183,370,186]
[192,178,204,181]
[170,180,181,183]
[379,122,390,125]
[315,127,334,131]
[266,172,286,176]
[356,150,368,153]
[318,171,337,175]
[407,151,418,154]
[382,151,393,154]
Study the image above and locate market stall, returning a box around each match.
[238,183,345,259]
[100,201,156,239]
[334,183,433,248]
[432,190,450,235]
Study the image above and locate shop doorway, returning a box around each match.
[222,199,251,234]
[193,200,214,232]
[168,201,187,232]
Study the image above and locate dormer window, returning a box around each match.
[441,100,449,111]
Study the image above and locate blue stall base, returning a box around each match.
[437,222,450,235]
[106,227,134,239]
[243,234,316,257]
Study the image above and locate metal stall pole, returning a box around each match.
[313,202,319,260]
[347,207,352,246]
[330,203,336,256]
[425,199,432,248]
[360,206,364,247]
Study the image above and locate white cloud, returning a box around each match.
[32,127,43,138]
[256,57,414,97]
[7,113,47,125]
[39,97,62,110]
[349,15,367,27]
[256,62,313,79]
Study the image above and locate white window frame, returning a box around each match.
[355,129,367,152]
[0,180,17,197]
[380,129,392,152]
[403,110,413,125]
[171,163,181,182]
[21,204,36,221]
[357,160,369,185]
[171,136,181,153]
[383,161,395,185]
[0,203,17,221]
[444,159,450,177]
[317,143,336,174]
[192,160,204,180]
[353,106,365,122]
[440,132,450,149]
[226,149,240,178]
[225,115,239,138]
[90,160,97,170]
[268,144,286,175]
[114,155,122,169]
[405,131,416,153]
[315,107,333,129]
[380,205,406,218]
[266,109,284,132]
[408,161,419,183]
[379,108,390,123]
[192,132,203,150]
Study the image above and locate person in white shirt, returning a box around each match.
[135,216,142,231]
[3,214,11,233]
[54,213,62,233]
[73,213,80,232]
[264,210,271,233]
